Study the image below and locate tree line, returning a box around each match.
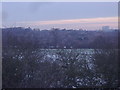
[2,27,119,88]
[2,27,118,49]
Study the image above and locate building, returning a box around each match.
[102,26,110,30]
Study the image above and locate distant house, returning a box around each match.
[102,26,110,31]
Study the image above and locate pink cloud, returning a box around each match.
[16,17,118,30]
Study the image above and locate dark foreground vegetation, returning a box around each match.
[2,27,119,88]
[2,27,118,49]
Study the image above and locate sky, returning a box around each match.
[2,2,118,30]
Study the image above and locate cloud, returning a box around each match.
[9,17,118,30]
[17,17,117,25]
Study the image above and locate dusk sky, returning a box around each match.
[2,2,118,30]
